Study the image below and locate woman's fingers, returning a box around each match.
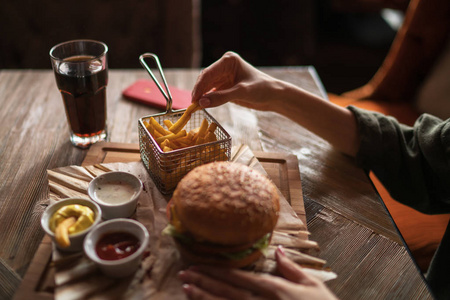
[197,84,247,108]
[191,52,240,103]
[179,269,258,300]
[189,265,295,299]
[182,283,227,300]
[275,246,316,285]
[179,251,338,300]
[191,51,278,110]
[275,247,339,300]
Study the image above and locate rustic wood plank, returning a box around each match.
[307,205,431,299]
[0,258,21,300]
[255,151,306,225]
[13,236,54,300]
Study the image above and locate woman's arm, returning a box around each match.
[192,52,360,157]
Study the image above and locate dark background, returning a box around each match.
[0,0,400,94]
[201,1,398,94]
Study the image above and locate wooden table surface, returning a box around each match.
[0,67,433,299]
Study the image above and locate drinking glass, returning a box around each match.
[50,40,108,148]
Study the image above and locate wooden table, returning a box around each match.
[0,68,433,299]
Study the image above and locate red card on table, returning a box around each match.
[122,79,192,110]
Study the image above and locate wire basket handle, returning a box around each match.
[139,53,173,113]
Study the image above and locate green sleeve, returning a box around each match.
[348,106,450,214]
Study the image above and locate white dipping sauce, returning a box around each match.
[94,181,137,205]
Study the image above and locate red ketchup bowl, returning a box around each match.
[83,218,149,278]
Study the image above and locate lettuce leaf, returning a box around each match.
[162,224,193,244]
[220,233,271,260]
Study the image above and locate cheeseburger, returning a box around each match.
[164,161,280,268]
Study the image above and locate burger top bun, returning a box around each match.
[172,161,280,245]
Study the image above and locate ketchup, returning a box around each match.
[96,232,141,260]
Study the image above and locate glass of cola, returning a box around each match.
[50,40,109,148]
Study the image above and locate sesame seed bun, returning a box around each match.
[168,161,280,268]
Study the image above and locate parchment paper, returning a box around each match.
[46,145,336,300]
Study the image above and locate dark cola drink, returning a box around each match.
[50,40,108,148]
[55,55,108,138]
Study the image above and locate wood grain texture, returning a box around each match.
[0,68,433,299]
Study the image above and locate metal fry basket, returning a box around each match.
[138,53,232,194]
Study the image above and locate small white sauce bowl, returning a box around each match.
[41,197,102,252]
[87,171,143,220]
[83,218,150,278]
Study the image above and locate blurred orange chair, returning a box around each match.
[329,0,450,272]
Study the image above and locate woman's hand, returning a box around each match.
[178,246,338,300]
[192,51,359,156]
[191,51,283,111]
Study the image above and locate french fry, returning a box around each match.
[192,119,208,145]
[155,129,187,144]
[147,113,222,155]
[163,146,173,152]
[186,158,202,171]
[169,102,200,133]
[197,119,209,136]
[189,127,200,136]
[207,122,217,133]
[147,126,155,137]
[144,120,155,136]
[175,135,194,145]
[160,169,182,191]
[185,128,199,144]
[202,147,228,163]
[204,131,217,143]
[202,132,220,155]
[55,216,76,248]
[195,136,206,146]
[178,156,202,172]
[152,129,164,139]
[160,139,170,148]
[151,117,172,135]
[172,139,190,148]
[163,119,174,130]
[161,139,179,150]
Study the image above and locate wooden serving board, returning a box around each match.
[82,142,306,225]
[16,142,309,300]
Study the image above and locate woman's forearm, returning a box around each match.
[271,80,360,157]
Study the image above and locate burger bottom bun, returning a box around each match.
[175,240,263,269]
